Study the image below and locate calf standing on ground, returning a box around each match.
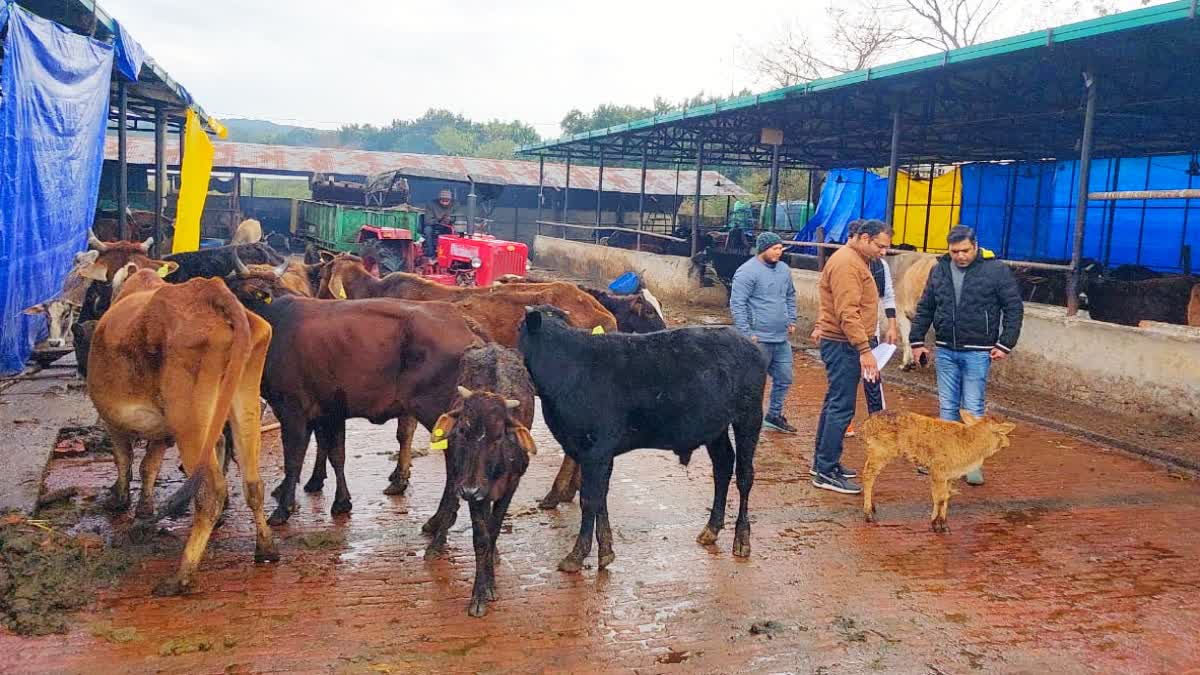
[424,343,537,617]
[519,306,765,573]
[859,410,1015,532]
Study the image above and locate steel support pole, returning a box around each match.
[637,148,647,251]
[672,164,681,229]
[767,144,781,229]
[596,149,605,230]
[117,82,129,239]
[692,144,704,257]
[921,163,935,251]
[885,108,901,227]
[1067,69,1097,316]
[563,154,571,225]
[537,156,545,224]
[154,106,166,257]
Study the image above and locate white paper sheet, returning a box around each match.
[871,342,897,371]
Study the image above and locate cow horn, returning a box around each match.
[504,399,521,409]
[232,251,250,276]
[272,260,290,279]
[88,229,109,251]
[457,386,473,399]
[139,237,154,252]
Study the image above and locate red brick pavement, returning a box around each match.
[3,355,1199,674]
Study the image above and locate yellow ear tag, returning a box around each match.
[337,286,347,299]
[263,295,272,304]
[157,264,170,278]
[434,428,445,437]
[430,439,448,451]
[592,325,605,335]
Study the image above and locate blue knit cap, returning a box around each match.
[756,231,783,253]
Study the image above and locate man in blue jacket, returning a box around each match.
[731,232,798,433]
[909,225,1024,485]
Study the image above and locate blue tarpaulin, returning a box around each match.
[113,19,145,81]
[794,169,887,245]
[0,6,114,373]
[960,157,1200,272]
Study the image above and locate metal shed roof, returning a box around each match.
[519,1,1200,168]
[105,136,749,197]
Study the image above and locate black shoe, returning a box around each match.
[809,463,858,479]
[811,471,862,495]
[763,414,797,434]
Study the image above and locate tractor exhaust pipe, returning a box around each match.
[466,176,477,238]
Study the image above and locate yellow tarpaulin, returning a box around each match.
[172,108,215,254]
[892,168,962,251]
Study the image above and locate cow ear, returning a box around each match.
[959,410,980,425]
[430,411,459,451]
[23,304,46,315]
[74,250,100,268]
[151,260,179,278]
[994,422,1016,435]
[524,308,542,332]
[318,251,336,264]
[79,261,110,282]
[507,422,537,455]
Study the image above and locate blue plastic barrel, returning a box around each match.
[608,272,640,295]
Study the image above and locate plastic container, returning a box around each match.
[608,271,641,295]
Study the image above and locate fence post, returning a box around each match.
[816,226,827,270]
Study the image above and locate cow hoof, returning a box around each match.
[537,496,561,510]
[558,555,584,573]
[865,511,877,524]
[151,576,194,597]
[134,501,155,520]
[267,509,291,527]
[733,530,751,558]
[931,519,949,534]
[128,519,158,544]
[330,499,353,516]
[598,552,616,570]
[255,546,281,564]
[104,492,130,513]
[696,525,720,545]
[383,479,408,496]
[468,598,488,618]
[421,515,444,535]
[302,478,324,493]
[485,585,497,602]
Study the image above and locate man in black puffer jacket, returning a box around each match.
[909,225,1024,486]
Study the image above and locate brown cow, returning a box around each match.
[220,278,489,523]
[240,258,313,297]
[75,230,177,283]
[495,274,667,334]
[322,255,617,347]
[425,344,537,617]
[87,266,277,596]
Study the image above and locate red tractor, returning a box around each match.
[423,233,530,287]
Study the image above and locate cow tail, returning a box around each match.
[201,282,252,468]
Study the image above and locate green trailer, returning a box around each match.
[292,199,423,254]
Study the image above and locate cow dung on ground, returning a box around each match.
[0,515,131,635]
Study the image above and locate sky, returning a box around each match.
[99,0,1161,140]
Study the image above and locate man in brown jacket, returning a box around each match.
[811,219,892,494]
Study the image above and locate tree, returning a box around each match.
[755,3,903,87]
[559,90,754,135]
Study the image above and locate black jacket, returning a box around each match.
[909,252,1024,353]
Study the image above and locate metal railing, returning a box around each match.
[535,220,688,252]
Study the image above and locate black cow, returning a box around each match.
[164,243,283,282]
[1081,274,1198,326]
[518,305,765,573]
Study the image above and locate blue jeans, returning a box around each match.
[814,340,860,475]
[758,340,793,417]
[935,348,992,422]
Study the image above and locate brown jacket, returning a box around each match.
[817,244,878,353]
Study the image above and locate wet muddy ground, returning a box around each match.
[3,356,1199,674]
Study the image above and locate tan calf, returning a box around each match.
[87,268,277,595]
[1189,283,1199,327]
[859,410,1015,533]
